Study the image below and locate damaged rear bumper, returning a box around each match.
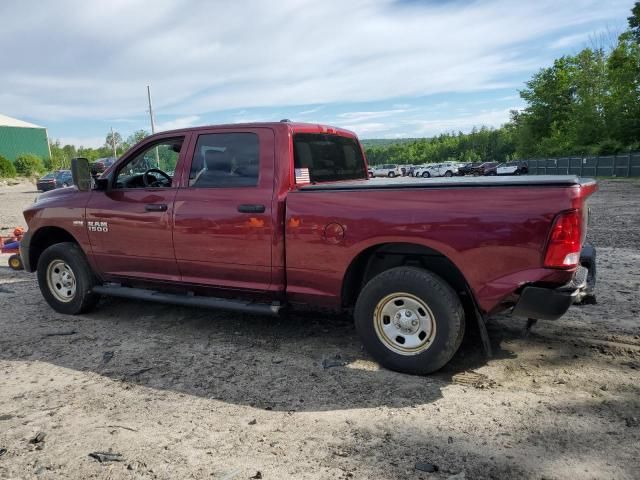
[512,244,597,321]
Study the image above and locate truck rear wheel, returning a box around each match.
[354,266,465,375]
[37,242,100,315]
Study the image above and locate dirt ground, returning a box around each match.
[0,178,639,480]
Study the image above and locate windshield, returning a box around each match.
[293,133,367,183]
[42,172,55,179]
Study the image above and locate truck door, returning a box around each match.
[172,128,275,292]
[85,135,189,282]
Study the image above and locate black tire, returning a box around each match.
[444,170,453,177]
[354,266,465,375]
[388,172,395,178]
[36,242,100,314]
[422,171,430,178]
[8,254,23,271]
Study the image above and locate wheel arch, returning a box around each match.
[341,242,475,312]
[27,226,82,273]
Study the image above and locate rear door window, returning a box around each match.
[293,133,366,183]
[189,133,260,188]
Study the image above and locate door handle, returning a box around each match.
[145,203,168,212]
[237,204,266,214]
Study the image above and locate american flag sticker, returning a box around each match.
[295,168,311,184]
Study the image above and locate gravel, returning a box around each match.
[0,179,639,479]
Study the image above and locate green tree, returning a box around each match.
[605,32,640,149]
[510,10,640,159]
[14,154,44,176]
[0,155,17,178]
[126,129,149,147]
[629,1,640,43]
[104,131,123,152]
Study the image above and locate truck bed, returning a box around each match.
[286,175,596,313]
[298,175,593,191]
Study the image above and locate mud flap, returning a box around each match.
[467,290,492,358]
[576,243,597,305]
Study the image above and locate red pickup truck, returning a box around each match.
[21,121,597,374]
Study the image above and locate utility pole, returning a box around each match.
[147,85,160,168]
[147,85,156,135]
[110,126,117,158]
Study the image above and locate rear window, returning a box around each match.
[293,133,366,183]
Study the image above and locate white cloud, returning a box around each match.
[346,106,521,138]
[408,108,516,136]
[155,115,200,132]
[497,95,521,101]
[298,106,325,116]
[341,122,390,136]
[56,136,106,149]
[338,109,411,123]
[0,0,631,133]
[548,28,619,49]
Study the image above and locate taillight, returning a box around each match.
[544,210,582,268]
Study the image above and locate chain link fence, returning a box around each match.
[525,152,640,177]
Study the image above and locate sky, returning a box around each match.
[0,0,634,148]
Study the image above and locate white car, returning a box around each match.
[414,162,458,178]
[496,161,528,176]
[371,164,402,177]
[413,164,437,178]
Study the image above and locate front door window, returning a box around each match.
[114,139,183,189]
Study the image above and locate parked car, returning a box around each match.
[371,164,402,177]
[414,162,458,178]
[90,157,117,177]
[36,170,73,191]
[497,161,529,176]
[413,164,437,177]
[21,121,597,375]
[400,165,416,176]
[458,162,482,176]
[473,162,499,176]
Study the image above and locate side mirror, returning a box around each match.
[71,157,92,191]
[94,178,109,191]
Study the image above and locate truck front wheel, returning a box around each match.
[37,242,100,315]
[354,266,465,375]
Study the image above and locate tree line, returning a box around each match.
[47,129,150,171]
[366,2,640,166]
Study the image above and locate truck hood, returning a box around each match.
[36,185,79,201]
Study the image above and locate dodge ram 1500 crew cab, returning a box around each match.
[21,121,597,374]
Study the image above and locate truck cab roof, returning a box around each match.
[155,121,358,139]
